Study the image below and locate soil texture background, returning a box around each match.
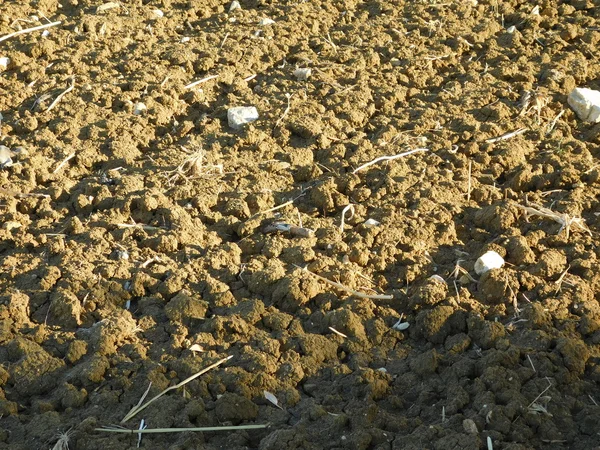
[1,0,600,449]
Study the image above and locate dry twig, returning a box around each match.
[47,77,75,112]
[121,356,232,423]
[352,148,429,174]
[0,20,61,43]
[295,265,393,300]
[515,202,591,240]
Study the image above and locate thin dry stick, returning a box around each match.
[467,160,472,202]
[339,204,355,232]
[273,93,292,130]
[116,221,164,231]
[527,378,552,409]
[248,192,306,221]
[0,20,61,43]
[485,128,527,144]
[515,202,591,240]
[352,148,429,174]
[184,74,218,89]
[546,109,565,135]
[47,77,75,112]
[121,356,232,423]
[53,152,75,174]
[97,424,267,434]
[295,265,393,300]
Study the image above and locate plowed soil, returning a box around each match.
[1,0,600,449]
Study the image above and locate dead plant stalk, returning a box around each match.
[121,356,232,423]
[295,265,393,300]
[0,20,61,43]
[352,148,428,174]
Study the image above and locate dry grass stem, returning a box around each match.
[53,152,75,174]
[163,149,223,186]
[121,356,232,423]
[0,187,50,199]
[295,265,393,300]
[546,109,565,135]
[248,191,307,221]
[554,265,576,294]
[339,204,355,232]
[352,148,429,174]
[47,77,75,112]
[274,93,292,130]
[51,429,73,450]
[0,20,61,43]
[527,378,553,416]
[97,424,267,434]
[467,160,472,202]
[328,326,347,338]
[515,202,591,240]
[184,74,218,89]
[485,128,527,144]
[116,220,163,231]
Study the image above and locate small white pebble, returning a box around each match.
[363,218,380,227]
[293,67,312,80]
[0,57,10,70]
[227,106,259,129]
[180,37,190,43]
[259,18,275,26]
[133,102,147,115]
[152,9,164,18]
[229,0,241,12]
[568,87,600,123]
[474,250,505,275]
[506,25,516,33]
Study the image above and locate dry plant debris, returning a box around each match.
[515,202,591,240]
[162,147,223,186]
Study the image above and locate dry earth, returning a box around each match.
[1,0,600,449]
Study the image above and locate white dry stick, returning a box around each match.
[485,127,527,144]
[467,160,472,202]
[243,74,257,82]
[0,21,61,43]
[339,204,355,232]
[96,2,120,13]
[53,152,75,174]
[264,391,283,410]
[137,419,147,448]
[295,265,393,300]
[274,93,292,130]
[122,356,233,423]
[352,148,429,174]
[184,74,218,89]
[328,326,348,338]
[47,77,75,112]
[546,109,565,135]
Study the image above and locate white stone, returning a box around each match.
[259,18,275,26]
[0,57,9,70]
[227,106,259,129]
[363,218,380,228]
[229,0,241,12]
[568,87,600,123]
[133,102,147,115]
[152,9,164,18]
[293,67,312,80]
[0,145,13,168]
[474,250,505,275]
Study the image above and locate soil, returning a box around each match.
[1,0,600,449]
